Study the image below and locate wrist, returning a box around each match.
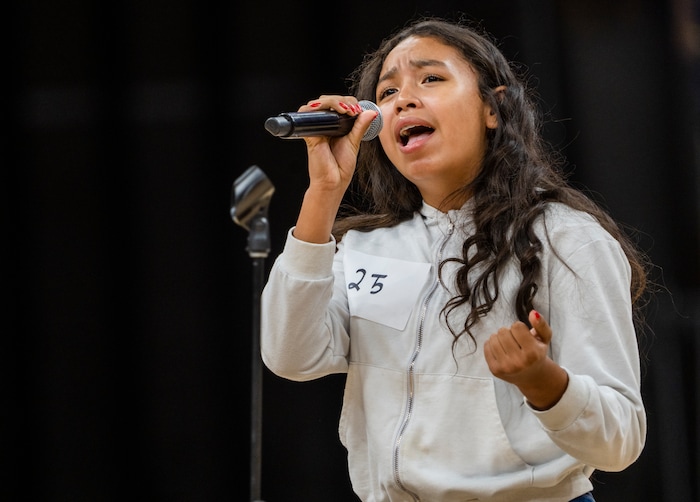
[519,360,569,411]
[293,188,343,244]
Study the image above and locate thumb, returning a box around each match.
[529,310,552,345]
[348,109,380,143]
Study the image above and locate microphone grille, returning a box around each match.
[358,100,383,141]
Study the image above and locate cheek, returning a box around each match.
[377,130,397,157]
[450,105,489,142]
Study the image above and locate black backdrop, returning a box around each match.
[6,0,699,501]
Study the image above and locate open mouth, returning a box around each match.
[399,124,435,146]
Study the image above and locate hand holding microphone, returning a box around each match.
[265,100,383,141]
[267,98,381,243]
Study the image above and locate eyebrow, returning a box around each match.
[377,59,448,86]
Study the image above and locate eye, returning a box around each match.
[377,87,397,101]
[423,74,443,83]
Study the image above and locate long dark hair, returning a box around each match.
[334,17,650,345]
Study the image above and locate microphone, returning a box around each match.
[264,100,383,141]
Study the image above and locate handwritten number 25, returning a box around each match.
[348,268,387,294]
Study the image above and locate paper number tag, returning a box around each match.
[344,249,432,330]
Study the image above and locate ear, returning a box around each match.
[485,85,507,129]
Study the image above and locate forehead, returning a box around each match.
[380,35,467,73]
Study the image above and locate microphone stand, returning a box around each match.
[230,165,275,502]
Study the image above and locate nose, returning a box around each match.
[394,86,420,113]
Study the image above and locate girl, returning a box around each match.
[261,17,649,502]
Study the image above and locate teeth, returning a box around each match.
[399,125,416,138]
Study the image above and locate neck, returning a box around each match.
[423,189,471,212]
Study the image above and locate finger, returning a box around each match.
[483,338,494,360]
[298,96,361,150]
[347,108,380,144]
[508,320,535,346]
[529,310,552,345]
[299,96,360,114]
[483,337,502,367]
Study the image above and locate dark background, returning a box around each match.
[6,0,699,500]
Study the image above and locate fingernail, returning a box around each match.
[338,102,349,110]
[533,311,541,320]
[310,102,321,108]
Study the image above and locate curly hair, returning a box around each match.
[333,17,650,345]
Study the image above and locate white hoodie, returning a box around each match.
[261,201,646,502]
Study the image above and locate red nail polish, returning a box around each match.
[339,102,349,110]
[534,311,541,320]
[310,102,321,108]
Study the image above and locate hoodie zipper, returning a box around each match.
[393,219,455,500]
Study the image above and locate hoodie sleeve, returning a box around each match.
[529,210,647,472]
[260,228,351,381]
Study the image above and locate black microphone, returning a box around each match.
[264,100,383,141]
